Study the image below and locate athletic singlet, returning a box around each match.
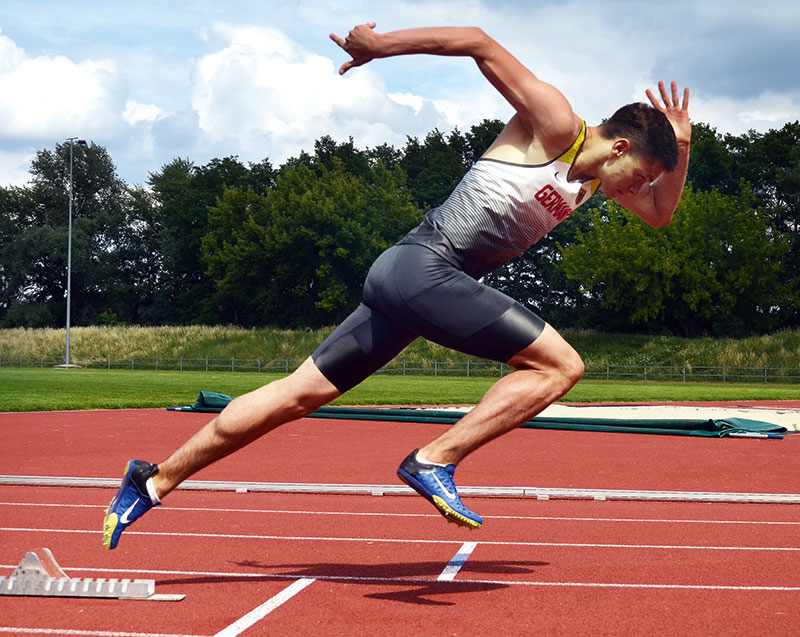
[400,120,600,278]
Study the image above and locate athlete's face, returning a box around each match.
[601,141,665,199]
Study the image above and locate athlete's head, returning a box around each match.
[599,103,678,171]
[595,103,678,198]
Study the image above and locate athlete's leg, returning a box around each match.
[152,356,341,497]
[104,356,342,549]
[365,245,584,466]
[153,298,415,497]
[416,322,584,466]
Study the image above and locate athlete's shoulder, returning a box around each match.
[482,113,582,165]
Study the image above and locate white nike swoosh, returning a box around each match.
[119,498,140,524]
[431,472,456,500]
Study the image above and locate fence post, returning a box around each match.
[434,361,438,377]
[606,362,610,380]
[682,365,686,382]
[644,365,647,381]
[232,357,235,372]
[403,360,406,376]
[764,367,768,383]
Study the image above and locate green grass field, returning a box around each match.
[3,325,800,368]
[2,367,800,413]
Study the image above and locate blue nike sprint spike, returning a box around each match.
[103,459,160,550]
[397,450,482,529]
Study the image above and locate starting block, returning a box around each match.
[0,548,184,601]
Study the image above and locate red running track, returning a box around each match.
[0,407,799,635]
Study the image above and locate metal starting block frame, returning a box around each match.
[0,548,184,601]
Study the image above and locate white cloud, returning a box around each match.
[188,23,449,163]
[691,91,800,135]
[0,33,124,141]
[122,101,165,125]
[0,148,35,187]
[1,1,799,188]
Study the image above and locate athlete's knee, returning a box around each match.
[214,359,339,435]
[558,347,585,388]
[284,358,342,415]
[509,324,584,388]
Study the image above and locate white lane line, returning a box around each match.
[438,542,477,581]
[0,629,206,637]
[2,565,797,593]
[3,501,799,526]
[213,578,315,637]
[2,527,798,552]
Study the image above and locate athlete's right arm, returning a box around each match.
[330,23,577,140]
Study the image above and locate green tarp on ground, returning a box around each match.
[168,391,234,413]
[168,391,787,438]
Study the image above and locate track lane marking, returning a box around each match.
[438,542,477,581]
[0,629,206,637]
[212,578,315,636]
[2,526,799,551]
[1,565,797,592]
[3,501,799,526]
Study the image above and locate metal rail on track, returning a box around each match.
[2,474,799,504]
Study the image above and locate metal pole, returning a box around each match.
[65,138,75,366]
[63,138,86,367]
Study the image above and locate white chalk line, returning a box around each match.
[2,501,798,526]
[1,563,798,593]
[212,578,315,637]
[0,629,206,637]
[1,526,799,552]
[438,542,477,581]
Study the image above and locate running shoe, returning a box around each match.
[397,450,482,529]
[103,459,160,550]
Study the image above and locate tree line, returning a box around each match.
[0,119,797,337]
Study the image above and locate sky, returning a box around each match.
[1,0,798,188]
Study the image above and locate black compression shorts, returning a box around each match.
[311,243,545,393]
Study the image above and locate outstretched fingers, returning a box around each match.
[647,80,689,113]
[330,22,378,75]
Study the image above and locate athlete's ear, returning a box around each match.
[612,139,631,157]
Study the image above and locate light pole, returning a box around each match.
[64,137,86,367]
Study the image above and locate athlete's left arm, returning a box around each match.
[616,81,691,227]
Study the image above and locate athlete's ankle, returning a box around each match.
[415,446,455,467]
[150,473,170,502]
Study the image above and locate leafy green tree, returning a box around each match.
[464,119,506,165]
[313,135,371,178]
[1,142,135,327]
[686,122,736,195]
[203,158,423,327]
[401,129,469,209]
[146,155,265,324]
[559,184,791,336]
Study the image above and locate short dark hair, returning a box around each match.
[599,103,678,171]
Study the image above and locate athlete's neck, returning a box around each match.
[568,125,605,182]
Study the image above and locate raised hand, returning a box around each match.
[329,22,379,75]
[646,81,691,145]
